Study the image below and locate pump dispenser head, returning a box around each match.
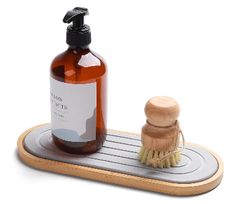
[63,7,91,47]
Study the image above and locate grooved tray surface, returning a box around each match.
[18,124,224,195]
[24,124,218,184]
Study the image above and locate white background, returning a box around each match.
[0,0,234,203]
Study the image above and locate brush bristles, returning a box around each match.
[139,146,181,168]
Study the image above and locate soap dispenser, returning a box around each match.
[50,7,107,154]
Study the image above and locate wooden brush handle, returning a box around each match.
[141,121,179,151]
[145,96,180,127]
[141,96,180,151]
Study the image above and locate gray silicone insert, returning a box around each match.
[24,124,218,184]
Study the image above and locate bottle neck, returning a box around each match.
[69,44,89,51]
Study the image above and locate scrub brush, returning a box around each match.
[139,96,184,168]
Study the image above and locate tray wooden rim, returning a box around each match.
[17,124,224,196]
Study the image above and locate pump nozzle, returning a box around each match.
[63,7,89,29]
[63,7,91,47]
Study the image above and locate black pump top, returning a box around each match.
[63,7,91,47]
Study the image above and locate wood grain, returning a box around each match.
[17,124,224,196]
[145,96,180,127]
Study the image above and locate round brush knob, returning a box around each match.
[144,96,180,127]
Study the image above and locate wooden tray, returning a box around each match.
[17,124,223,196]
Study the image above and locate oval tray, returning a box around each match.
[17,124,223,196]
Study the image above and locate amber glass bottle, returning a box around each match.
[50,7,107,154]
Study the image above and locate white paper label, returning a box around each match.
[50,77,96,142]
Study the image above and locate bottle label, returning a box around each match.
[50,77,96,142]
